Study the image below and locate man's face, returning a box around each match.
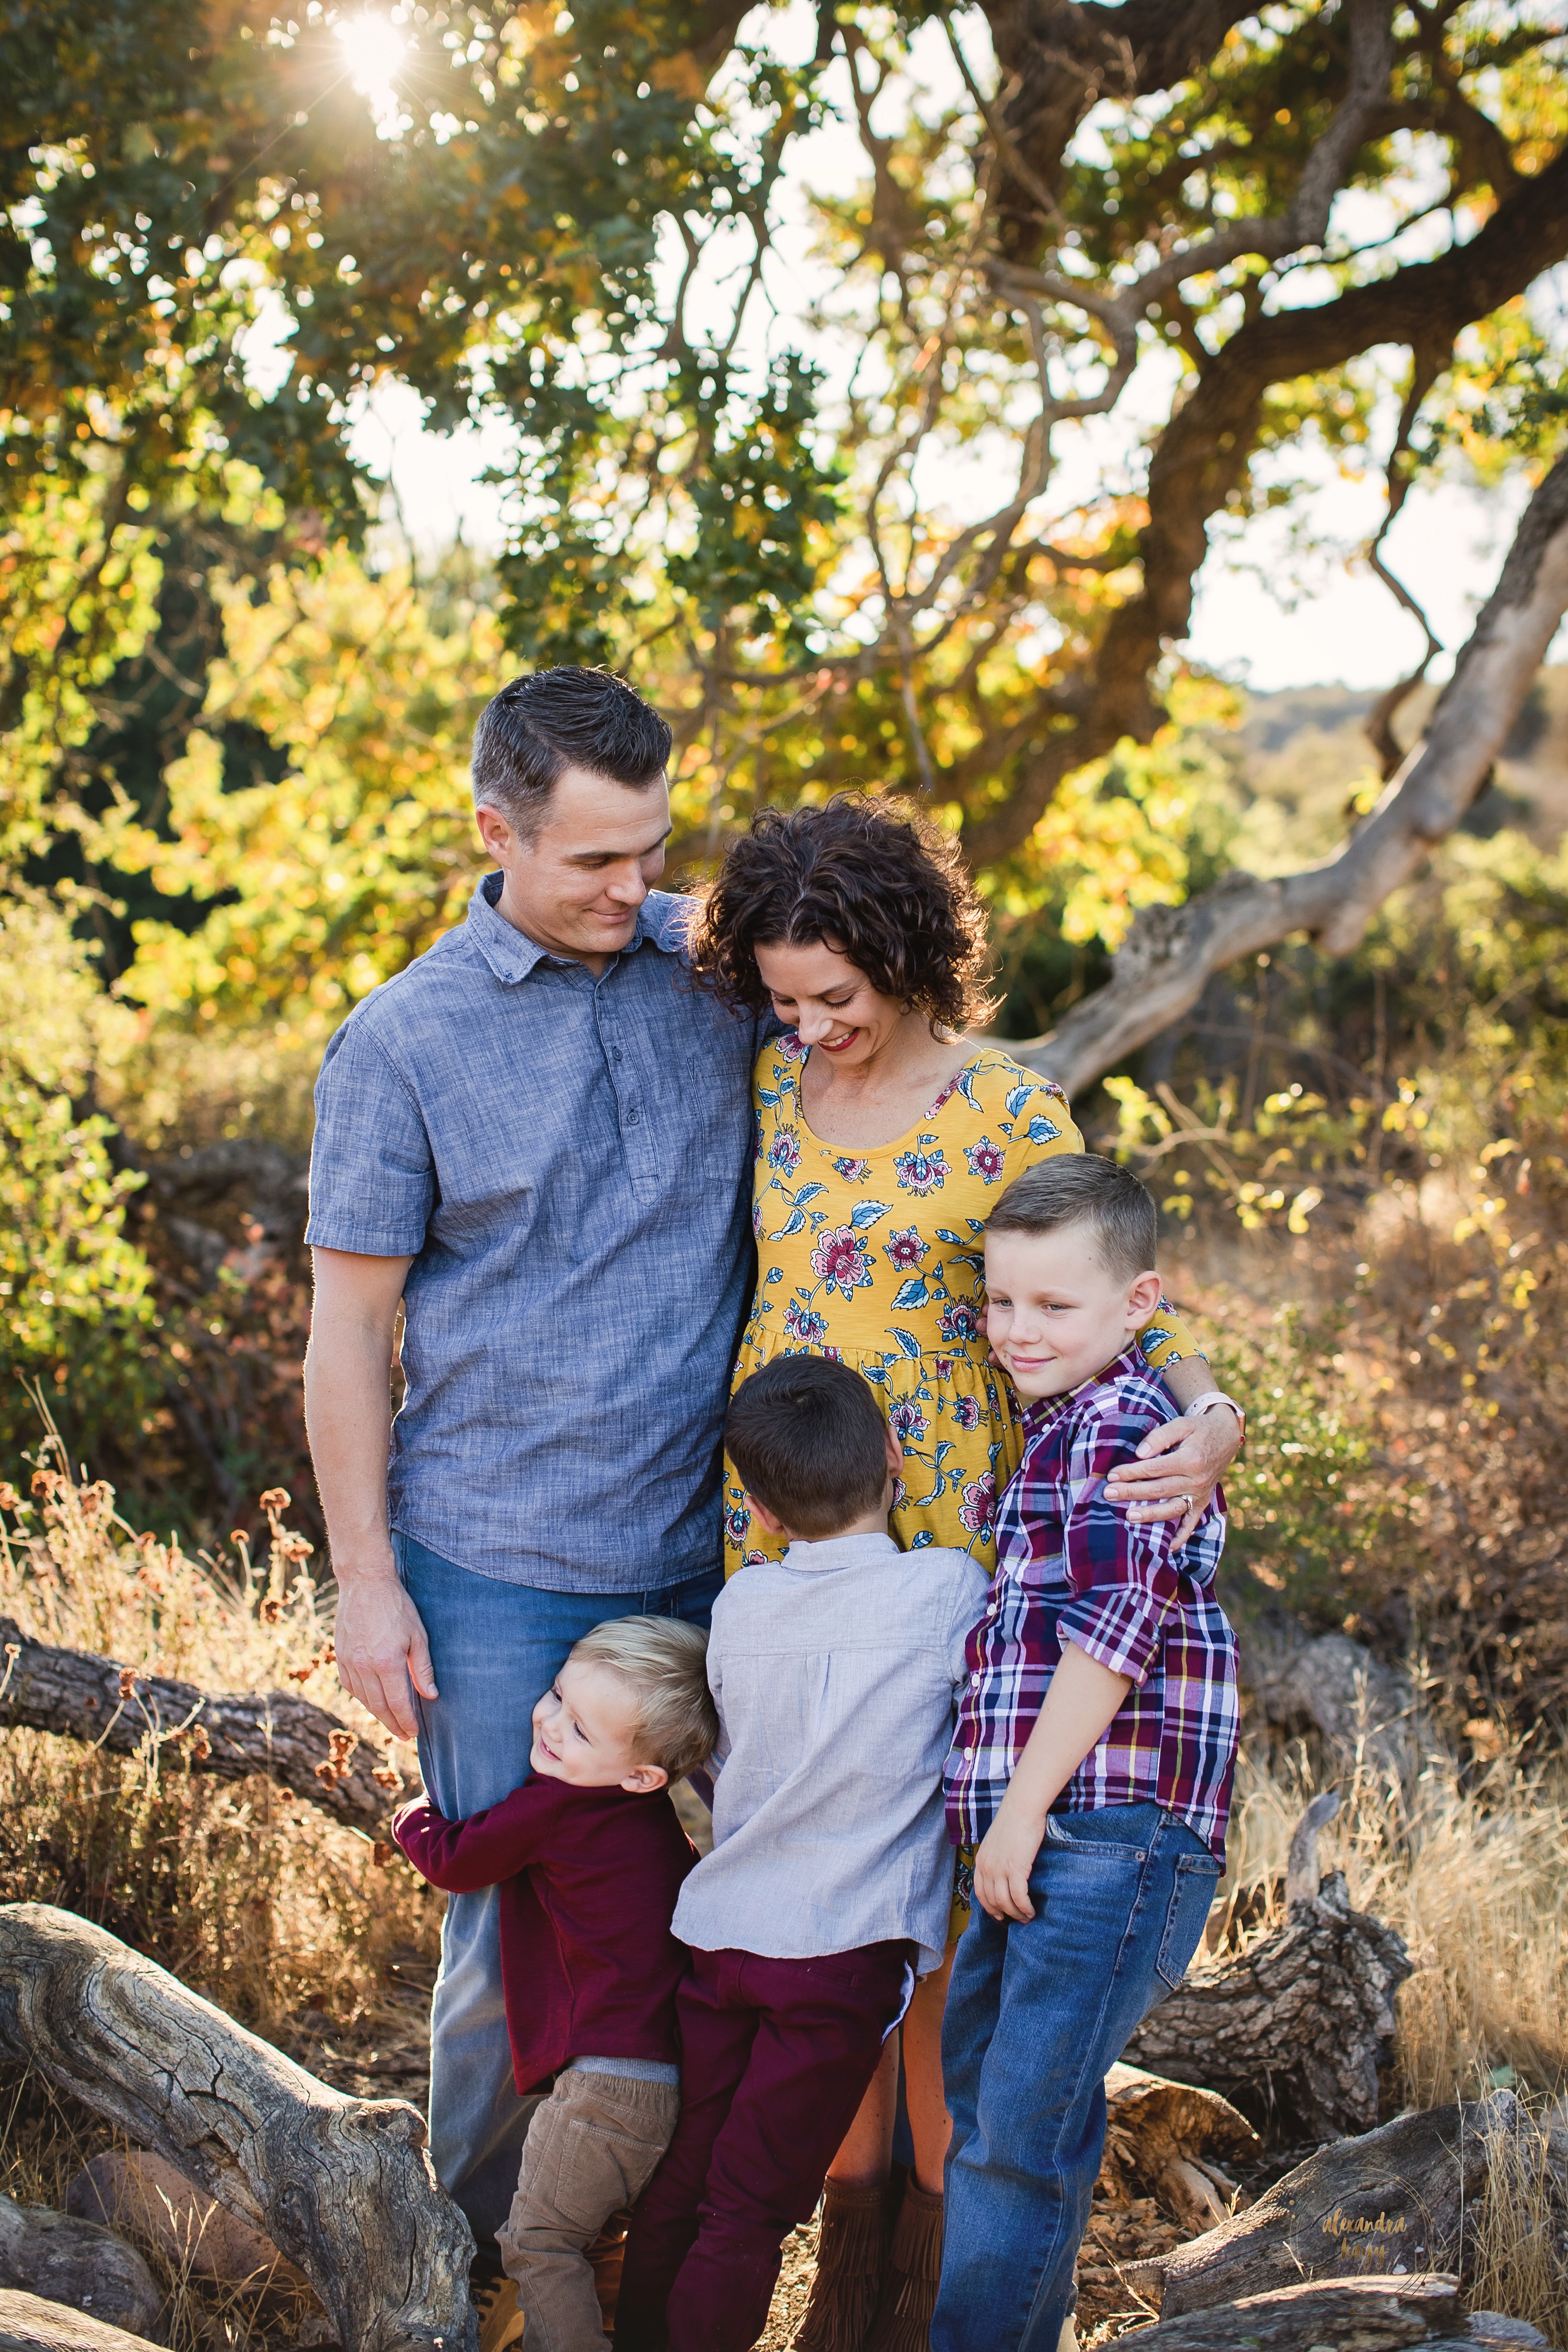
[477,764,672,968]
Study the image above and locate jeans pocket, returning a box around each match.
[1156,1852,1223,1991]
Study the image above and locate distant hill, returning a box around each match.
[1234,665,1568,844]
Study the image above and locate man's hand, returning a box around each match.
[973,1800,1046,1924]
[335,1569,438,1742]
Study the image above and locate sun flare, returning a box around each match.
[336,13,407,121]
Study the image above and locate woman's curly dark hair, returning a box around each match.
[689,794,996,1032]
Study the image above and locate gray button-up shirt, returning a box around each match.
[305,875,763,1590]
[673,1534,990,1974]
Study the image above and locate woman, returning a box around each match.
[689,796,1242,2352]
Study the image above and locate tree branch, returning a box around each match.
[960,133,1568,867]
[1002,447,1568,1096]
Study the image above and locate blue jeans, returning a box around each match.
[393,1532,723,2246]
[932,1802,1222,2352]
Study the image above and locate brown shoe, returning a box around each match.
[863,2178,942,2352]
[474,2275,526,2352]
[792,2177,893,2352]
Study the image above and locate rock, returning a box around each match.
[1256,1631,1415,1784]
[0,2200,162,2344]
[0,2290,166,2352]
[65,2153,316,2302]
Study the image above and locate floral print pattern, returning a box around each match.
[725,1039,1195,1574]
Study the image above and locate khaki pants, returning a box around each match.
[497,2067,679,2352]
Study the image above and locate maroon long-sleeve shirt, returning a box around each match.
[393,1778,699,2092]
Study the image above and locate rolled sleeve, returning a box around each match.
[305,1015,434,1256]
[1055,1430,1183,1686]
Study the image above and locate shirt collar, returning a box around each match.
[1018,1342,1149,1437]
[780,1532,902,1575]
[465,873,690,986]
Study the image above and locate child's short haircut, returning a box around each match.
[725,1356,888,1541]
[986,1154,1158,1284]
[571,1618,719,1781]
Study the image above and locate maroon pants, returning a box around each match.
[616,1939,915,2352]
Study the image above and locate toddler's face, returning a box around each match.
[531,1659,662,1791]
[983,1226,1162,1402]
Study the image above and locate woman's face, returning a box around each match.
[753,938,907,1069]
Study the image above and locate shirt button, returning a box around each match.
[613,1050,624,1064]
[971,1673,981,1687]
[626,1109,641,1126]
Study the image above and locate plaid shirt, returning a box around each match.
[944,1346,1239,1859]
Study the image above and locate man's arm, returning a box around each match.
[304,1247,434,1741]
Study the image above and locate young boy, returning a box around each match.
[934,1155,1242,2352]
[392,1618,719,2352]
[615,1355,989,2352]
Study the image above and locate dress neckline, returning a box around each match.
[789,1041,1005,1157]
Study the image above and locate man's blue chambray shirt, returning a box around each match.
[304,874,764,1592]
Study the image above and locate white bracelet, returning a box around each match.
[1186,1390,1246,1441]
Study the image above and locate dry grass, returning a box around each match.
[1468,2106,1568,2349]
[1227,1734,1568,2111]
[0,1417,438,2039]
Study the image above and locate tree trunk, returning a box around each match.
[0,1905,475,2352]
[1119,2272,1550,2352]
[1006,448,1568,1097]
[0,2203,162,2346]
[0,1617,398,1836]
[1100,2065,1261,2231]
[1127,2092,1566,2321]
[1124,1797,1412,2139]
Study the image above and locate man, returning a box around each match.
[303,665,1240,2250]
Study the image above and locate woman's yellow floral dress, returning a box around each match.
[723,1035,1196,1575]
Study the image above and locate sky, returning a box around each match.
[319,2,1556,698]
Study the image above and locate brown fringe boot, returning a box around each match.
[792,2177,893,2352]
[863,2177,943,2352]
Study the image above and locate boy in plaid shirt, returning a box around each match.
[935,1155,1241,2352]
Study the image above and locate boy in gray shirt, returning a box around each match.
[616,1356,987,2352]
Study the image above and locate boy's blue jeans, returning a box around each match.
[394,1532,722,2246]
[933,1801,1222,2352]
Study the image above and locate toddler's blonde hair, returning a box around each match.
[570,1617,718,1782]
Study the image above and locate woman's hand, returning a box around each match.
[1104,1405,1241,1546]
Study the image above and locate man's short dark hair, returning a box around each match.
[985,1155,1158,1284]
[725,1357,889,1542]
[471,667,672,841]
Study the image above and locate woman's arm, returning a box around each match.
[1105,1358,1243,1542]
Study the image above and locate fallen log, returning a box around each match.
[1126,2095,1519,2316]
[0,2291,167,2352]
[0,1617,398,1835]
[0,1904,475,2352]
[1125,1794,1412,2138]
[1099,2066,1261,2231]
[0,2200,163,2344]
[1118,2273,1549,2352]
[66,2151,318,2305]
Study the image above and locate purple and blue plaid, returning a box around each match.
[944,1346,1239,1859]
